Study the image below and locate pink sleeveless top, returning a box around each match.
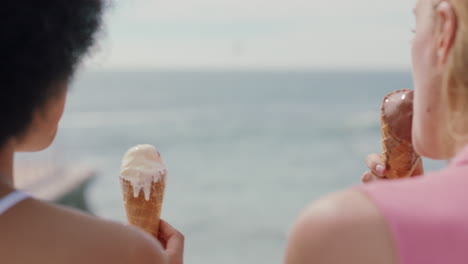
[359,146,468,264]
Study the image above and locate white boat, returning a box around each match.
[14,161,96,211]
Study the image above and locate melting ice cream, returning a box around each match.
[120,144,167,200]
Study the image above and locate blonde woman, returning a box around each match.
[285,0,468,263]
[0,1,184,263]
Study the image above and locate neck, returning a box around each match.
[0,141,15,188]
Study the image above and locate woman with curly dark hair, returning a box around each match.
[0,1,184,263]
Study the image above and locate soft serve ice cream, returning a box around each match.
[120,144,167,200]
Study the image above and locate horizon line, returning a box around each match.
[80,66,413,74]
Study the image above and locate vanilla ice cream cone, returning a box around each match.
[119,144,167,237]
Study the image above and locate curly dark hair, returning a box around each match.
[0,0,104,146]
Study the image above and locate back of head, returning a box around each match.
[0,0,104,147]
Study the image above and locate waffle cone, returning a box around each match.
[381,89,420,179]
[120,178,165,237]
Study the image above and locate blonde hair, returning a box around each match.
[439,0,468,157]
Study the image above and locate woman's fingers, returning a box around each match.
[365,153,386,177]
[158,219,184,264]
[363,153,387,183]
[362,171,384,183]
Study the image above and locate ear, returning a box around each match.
[435,1,458,65]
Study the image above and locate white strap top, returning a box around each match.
[0,191,30,215]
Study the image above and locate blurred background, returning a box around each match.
[16,0,445,263]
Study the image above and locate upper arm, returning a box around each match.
[284,189,397,264]
[127,227,168,264]
[78,223,167,264]
[34,201,167,264]
[76,218,167,264]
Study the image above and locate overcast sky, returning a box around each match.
[86,0,416,70]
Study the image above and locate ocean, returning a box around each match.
[20,71,445,263]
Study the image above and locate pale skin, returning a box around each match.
[285,0,461,263]
[0,84,184,264]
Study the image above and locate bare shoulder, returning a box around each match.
[0,198,166,264]
[285,189,397,264]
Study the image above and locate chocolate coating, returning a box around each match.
[382,89,414,143]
